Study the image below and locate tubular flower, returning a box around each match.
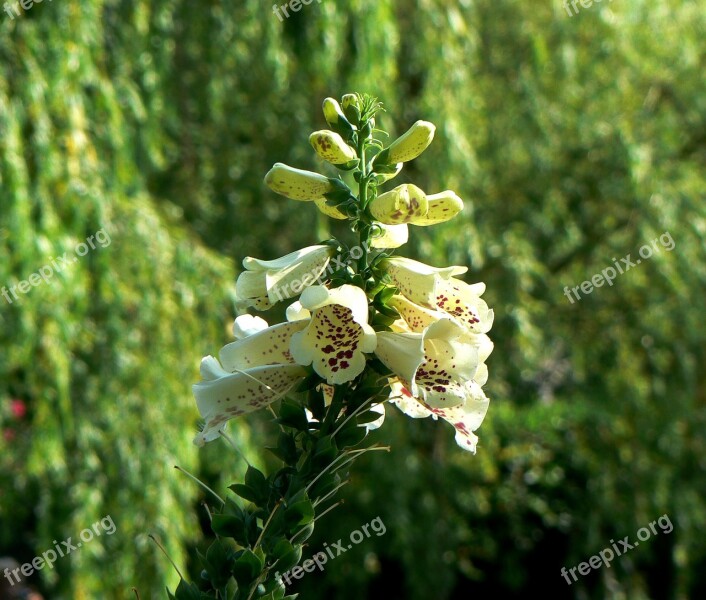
[310,130,357,165]
[380,256,467,305]
[235,245,335,309]
[385,120,436,164]
[193,317,309,446]
[375,319,488,409]
[381,256,494,333]
[264,163,335,201]
[389,380,489,453]
[290,285,377,385]
[369,187,464,227]
[369,184,428,225]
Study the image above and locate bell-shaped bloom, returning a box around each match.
[385,120,435,164]
[389,380,489,453]
[264,163,335,201]
[235,245,335,309]
[375,319,487,409]
[380,256,466,306]
[310,130,357,165]
[370,186,463,227]
[370,223,409,249]
[410,190,464,226]
[290,285,377,385]
[192,319,310,446]
[369,184,428,225]
[381,257,493,334]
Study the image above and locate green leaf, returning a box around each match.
[211,513,246,543]
[335,421,367,448]
[245,466,269,503]
[172,580,204,600]
[229,483,260,505]
[267,433,299,465]
[313,436,338,463]
[284,497,315,530]
[271,539,302,573]
[233,549,265,589]
[276,398,309,432]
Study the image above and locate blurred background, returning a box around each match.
[1,0,704,598]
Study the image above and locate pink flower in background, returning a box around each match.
[3,429,16,442]
[10,399,26,419]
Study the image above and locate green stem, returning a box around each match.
[356,125,372,276]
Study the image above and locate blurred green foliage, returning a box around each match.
[0,0,704,598]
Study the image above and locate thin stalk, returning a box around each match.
[253,499,283,550]
[148,534,185,580]
[331,395,376,438]
[174,465,225,507]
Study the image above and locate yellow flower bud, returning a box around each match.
[309,130,357,165]
[341,94,359,111]
[322,97,347,128]
[369,184,429,225]
[413,190,464,226]
[264,163,334,201]
[386,120,436,164]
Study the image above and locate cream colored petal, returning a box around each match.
[387,120,436,164]
[290,303,376,385]
[235,271,270,309]
[382,256,467,307]
[370,223,408,249]
[242,245,331,272]
[314,198,348,220]
[369,184,428,225]
[233,315,269,339]
[264,163,333,201]
[435,277,494,333]
[193,363,307,446]
[388,295,449,333]
[411,190,464,226]
[199,355,231,381]
[220,321,308,371]
[286,301,311,322]
[388,380,433,419]
[299,285,370,326]
[309,130,357,164]
[424,382,489,453]
[374,331,425,388]
[363,403,386,431]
